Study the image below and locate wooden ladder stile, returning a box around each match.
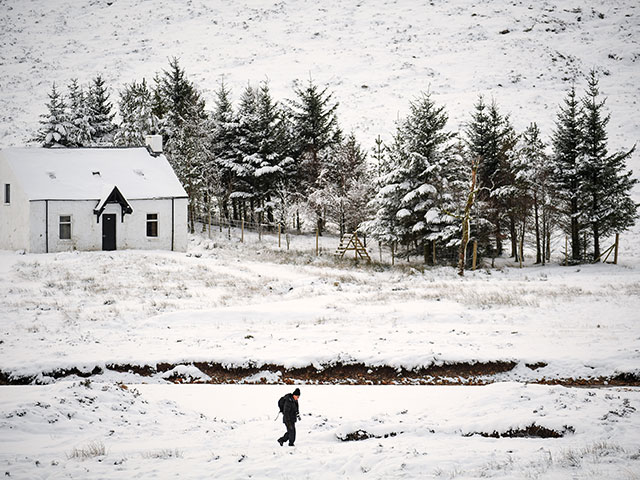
[335,232,371,262]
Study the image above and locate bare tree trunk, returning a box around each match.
[534,192,541,264]
[509,215,518,260]
[458,159,479,276]
[593,223,600,261]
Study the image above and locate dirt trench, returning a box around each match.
[1,361,639,387]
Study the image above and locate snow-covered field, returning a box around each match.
[2,0,640,477]
[1,228,640,478]
[1,382,639,479]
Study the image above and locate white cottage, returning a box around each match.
[0,144,188,253]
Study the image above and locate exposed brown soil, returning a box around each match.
[465,423,575,439]
[1,361,639,387]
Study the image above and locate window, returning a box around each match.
[146,213,158,237]
[3,184,9,204]
[59,215,71,240]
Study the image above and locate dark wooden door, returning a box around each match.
[102,214,116,251]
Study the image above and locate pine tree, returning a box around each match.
[169,113,210,234]
[152,58,205,138]
[289,78,340,233]
[518,123,553,264]
[87,75,116,145]
[253,81,293,224]
[366,92,460,262]
[37,83,72,147]
[465,96,515,258]
[208,80,239,222]
[363,131,406,254]
[66,79,93,147]
[233,83,260,221]
[578,70,638,259]
[115,79,156,147]
[551,85,585,261]
[397,93,458,254]
[317,133,371,236]
[152,58,207,230]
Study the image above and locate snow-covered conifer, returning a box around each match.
[87,74,116,145]
[465,96,516,257]
[366,92,460,261]
[577,70,638,259]
[36,83,73,148]
[115,79,156,147]
[517,123,553,264]
[289,78,340,233]
[551,84,585,261]
[66,79,93,147]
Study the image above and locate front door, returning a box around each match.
[102,214,116,251]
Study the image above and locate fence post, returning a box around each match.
[241,217,244,243]
[614,233,619,265]
[391,242,395,266]
[278,223,281,248]
[315,228,319,256]
[565,236,568,266]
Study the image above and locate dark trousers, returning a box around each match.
[279,421,296,446]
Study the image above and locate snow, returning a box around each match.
[0,227,639,477]
[2,0,640,477]
[0,381,638,478]
[0,147,187,201]
[1,0,638,177]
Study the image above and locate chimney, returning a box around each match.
[145,135,163,155]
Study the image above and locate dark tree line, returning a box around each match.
[36,61,637,265]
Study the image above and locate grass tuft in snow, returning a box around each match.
[141,448,183,460]
[67,441,106,460]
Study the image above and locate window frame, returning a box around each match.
[59,215,72,240]
[146,213,159,238]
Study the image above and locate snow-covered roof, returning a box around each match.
[1,147,187,201]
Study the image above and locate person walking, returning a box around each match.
[277,388,300,447]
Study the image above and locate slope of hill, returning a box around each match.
[1,0,639,170]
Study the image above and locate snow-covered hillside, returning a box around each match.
[2,2,640,478]
[2,0,639,170]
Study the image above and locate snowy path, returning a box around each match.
[1,382,639,479]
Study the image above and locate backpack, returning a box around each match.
[278,394,287,413]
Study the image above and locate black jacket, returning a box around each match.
[282,393,299,424]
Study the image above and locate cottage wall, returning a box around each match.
[28,197,187,253]
[0,159,30,251]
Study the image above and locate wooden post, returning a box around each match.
[379,241,382,263]
[472,240,478,271]
[278,223,281,248]
[614,233,619,265]
[315,228,319,256]
[391,241,395,266]
[565,235,568,266]
[241,217,244,243]
[354,232,358,260]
